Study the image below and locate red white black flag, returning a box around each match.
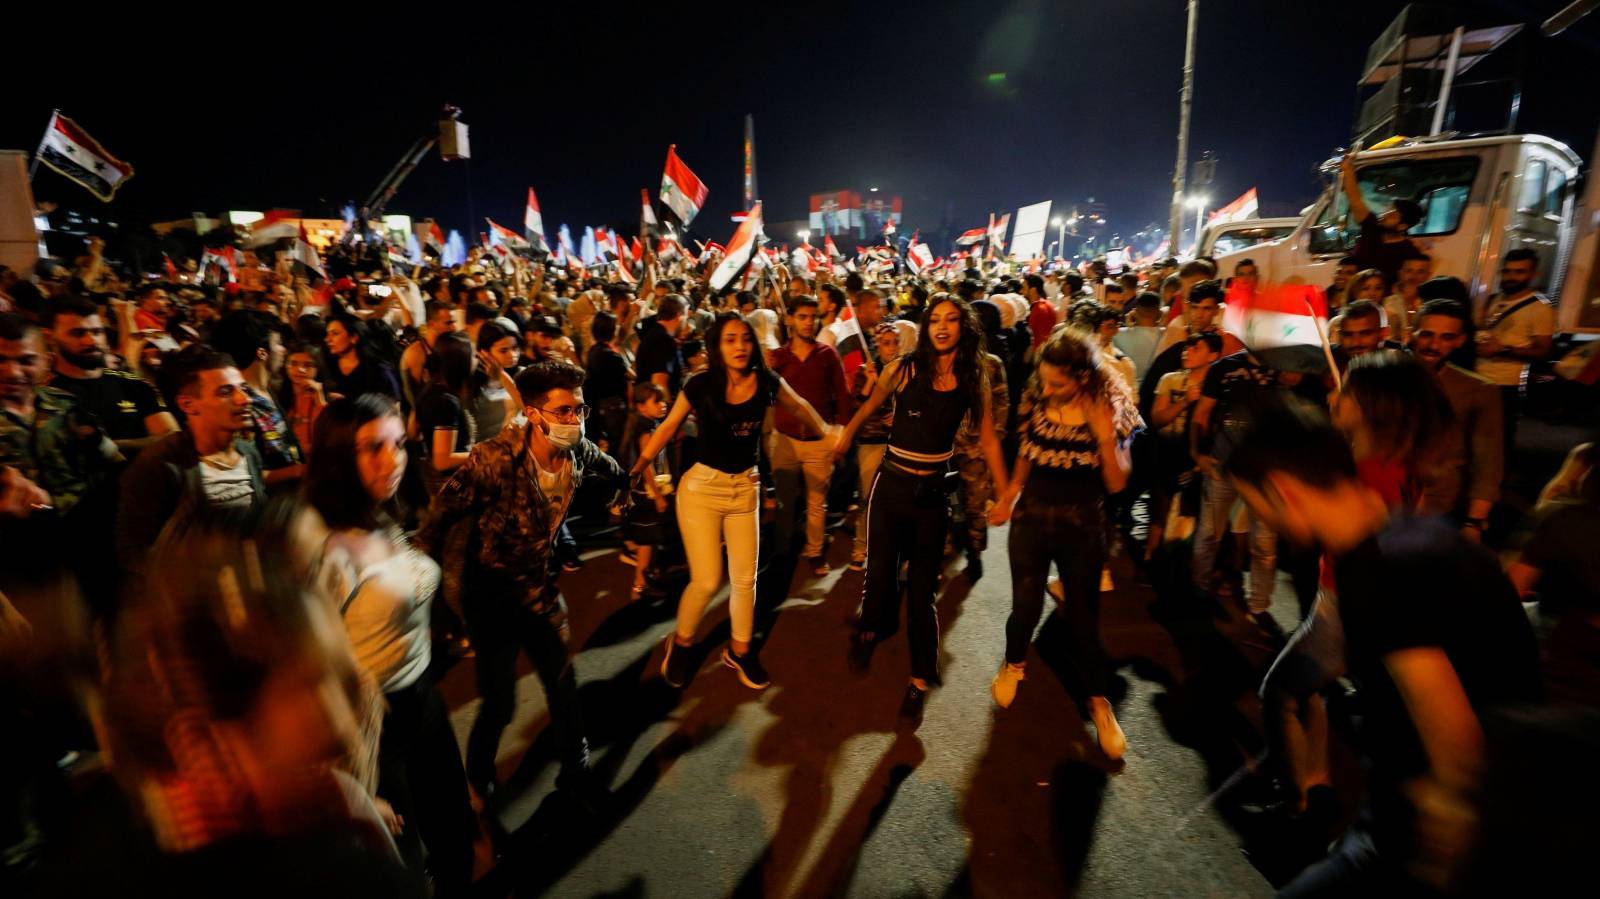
[36,112,134,202]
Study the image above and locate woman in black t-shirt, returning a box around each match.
[833,295,1010,726]
[323,313,402,403]
[585,312,633,453]
[988,329,1142,760]
[631,312,835,691]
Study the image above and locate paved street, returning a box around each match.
[440,510,1316,898]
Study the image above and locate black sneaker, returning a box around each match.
[662,636,693,688]
[847,631,877,677]
[722,647,771,689]
[897,683,928,729]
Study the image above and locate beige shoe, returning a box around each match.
[1089,697,1125,761]
[991,662,1026,708]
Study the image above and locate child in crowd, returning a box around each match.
[1145,332,1222,556]
[620,382,674,600]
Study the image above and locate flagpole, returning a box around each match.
[28,109,59,182]
[1305,294,1342,392]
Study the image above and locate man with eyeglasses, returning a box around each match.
[418,360,627,814]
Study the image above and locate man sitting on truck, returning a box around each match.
[1340,152,1425,287]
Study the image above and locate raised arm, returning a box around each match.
[1340,153,1371,225]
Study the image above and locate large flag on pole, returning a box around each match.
[708,202,763,291]
[35,111,134,202]
[1222,281,1333,375]
[660,145,709,227]
[524,188,548,252]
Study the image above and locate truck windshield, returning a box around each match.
[1212,226,1295,255]
[1308,156,1480,254]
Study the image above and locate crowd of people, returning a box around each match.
[0,185,1594,897]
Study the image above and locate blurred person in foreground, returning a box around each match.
[1226,400,1539,897]
[33,526,424,897]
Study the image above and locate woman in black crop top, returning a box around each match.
[988,329,1142,760]
[833,295,1010,726]
[632,312,835,691]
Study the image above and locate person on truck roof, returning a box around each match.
[1340,152,1424,287]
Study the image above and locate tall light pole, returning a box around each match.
[1187,195,1209,253]
[1169,0,1200,253]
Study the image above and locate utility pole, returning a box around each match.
[1169,0,1199,254]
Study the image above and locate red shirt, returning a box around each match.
[770,341,850,439]
[1028,300,1058,349]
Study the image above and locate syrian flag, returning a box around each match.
[617,234,636,269]
[246,210,301,247]
[524,188,549,252]
[200,246,238,283]
[422,222,445,256]
[709,201,763,291]
[291,224,326,279]
[595,227,617,260]
[697,240,725,265]
[487,218,529,250]
[1222,281,1333,374]
[640,189,658,233]
[824,235,843,260]
[907,242,935,274]
[36,112,134,202]
[988,213,1011,252]
[162,252,180,281]
[790,246,817,280]
[883,218,897,236]
[614,258,636,285]
[657,237,683,261]
[660,144,709,227]
[955,227,986,246]
[825,305,871,384]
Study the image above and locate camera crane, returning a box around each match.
[346,104,462,245]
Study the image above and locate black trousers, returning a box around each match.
[378,675,476,896]
[859,465,951,684]
[1005,495,1110,698]
[461,568,588,794]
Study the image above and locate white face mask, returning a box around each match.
[545,420,584,451]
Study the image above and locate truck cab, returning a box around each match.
[1196,217,1300,259]
[1213,134,1582,310]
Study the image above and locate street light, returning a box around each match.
[1186,195,1209,252]
[798,229,810,244]
[1051,217,1065,258]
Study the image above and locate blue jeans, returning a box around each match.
[1192,472,1278,612]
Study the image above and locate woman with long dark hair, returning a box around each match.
[988,329,1142,758]
[833,294,1010,726]
[303,395,475,896]
[322,312,401,402]
[631,312,835,691]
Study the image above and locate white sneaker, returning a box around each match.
[1089,697,1125,761]
[991,662,1026,708]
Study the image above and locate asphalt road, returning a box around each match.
[438,507,1320,899]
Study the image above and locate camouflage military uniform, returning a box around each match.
[0,386,118,515]
[950,354,1009,552]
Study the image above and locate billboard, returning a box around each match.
[808,191,902,238]
[1010,200,1052,260]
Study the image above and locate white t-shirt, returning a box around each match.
[323,531,439,694]
[198,452,255,510]
[1475,292,1556,386]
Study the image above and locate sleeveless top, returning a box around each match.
[887,362,972,470]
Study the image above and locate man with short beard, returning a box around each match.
[45,294,177,456]
[1474,248,1555,465]
[1412,299,1502,535]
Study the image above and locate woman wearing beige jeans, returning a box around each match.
[631,313,835,691]
[848,323,903,570]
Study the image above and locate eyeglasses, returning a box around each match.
[538,403,590,423]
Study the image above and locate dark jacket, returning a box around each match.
[117,430,266,573]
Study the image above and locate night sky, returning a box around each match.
[7,0,1598,251]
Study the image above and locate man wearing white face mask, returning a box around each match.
[418,360,627,811]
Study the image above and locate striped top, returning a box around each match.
[1018,389,1105,503]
